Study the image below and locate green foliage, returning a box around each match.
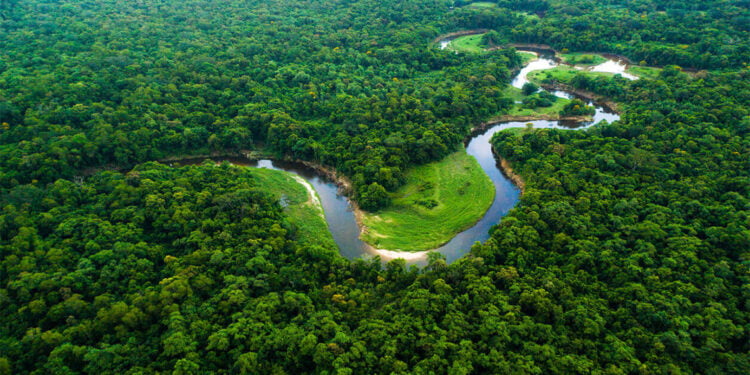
[559,98,595,116]
[522,90,557,108]
[528,66,615,85]
[626,65,663,79]
[360,151,494,251]
[522,82,539,95]
[491,68,750,373]
[510,0,749,69]
[359,182,391,211]
[0,0,749,374]
[247,167,337,251]
[503,86,571,118]
[0,0,522,204]
[0,162,348,373]
[445,34,488,53]
[560,53,607,66]
[480,30,503,47]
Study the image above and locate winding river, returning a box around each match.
[183,46,624,266]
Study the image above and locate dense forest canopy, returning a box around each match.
[1,0,749,373]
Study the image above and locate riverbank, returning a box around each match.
[468,113,593,137]
[497,154,525,193]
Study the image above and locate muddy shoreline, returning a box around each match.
[494,149,526,193]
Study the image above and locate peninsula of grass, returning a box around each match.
[446,34,486,53]
[527,66,615,84]
[559,53,607,66]
[518,51,537,64]
[360,151,494,251]
[626,65,663,79]
[249,167,337,250]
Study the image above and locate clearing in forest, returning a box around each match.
[360,151,494,251]
[446,34,486,53]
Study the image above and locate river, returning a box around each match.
[181,46,622,266]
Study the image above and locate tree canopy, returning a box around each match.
[1,0,749,373]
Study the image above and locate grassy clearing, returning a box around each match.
[447,34,486,53]
[250,167,337,250]
[519,51,537,64]
[627,65,663,79]
[467,1,497,8]
[514,11,540,21]
[560,53,607,66]
[361,151,494,251]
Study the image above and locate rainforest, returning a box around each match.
[1,0,749,373]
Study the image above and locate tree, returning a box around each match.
[522,82,539,96]
[359,182,390,211]
[480,30,503,48]
[559,99,595,116]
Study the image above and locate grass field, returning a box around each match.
[250,167,337,250]
[626,65,663,79]
[447,34,486,53]
[360,151,494,251]
[514,11,540,21]
[559,53,607,66]
[467,1,497,8]
[519,51,537,64]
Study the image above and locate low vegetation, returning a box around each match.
[527,66,615,84]
[559,53,607,66]
[518,51,538,64]
[360,151,494,251]
[626,65,664,79]
[247,166,336,250]
[445,34,486,53]
[501,86,573,119]
[466,1,497,8]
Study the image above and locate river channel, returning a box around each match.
[182,46,624,265]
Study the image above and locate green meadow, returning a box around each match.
[559,53,607,66]
[519,51,537,64]
[447,34,486,53]
[467,1,497,8]
[360,151,494,251]
[249,167,337,250]
[627,65,663,79]
[527,66,616,83]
